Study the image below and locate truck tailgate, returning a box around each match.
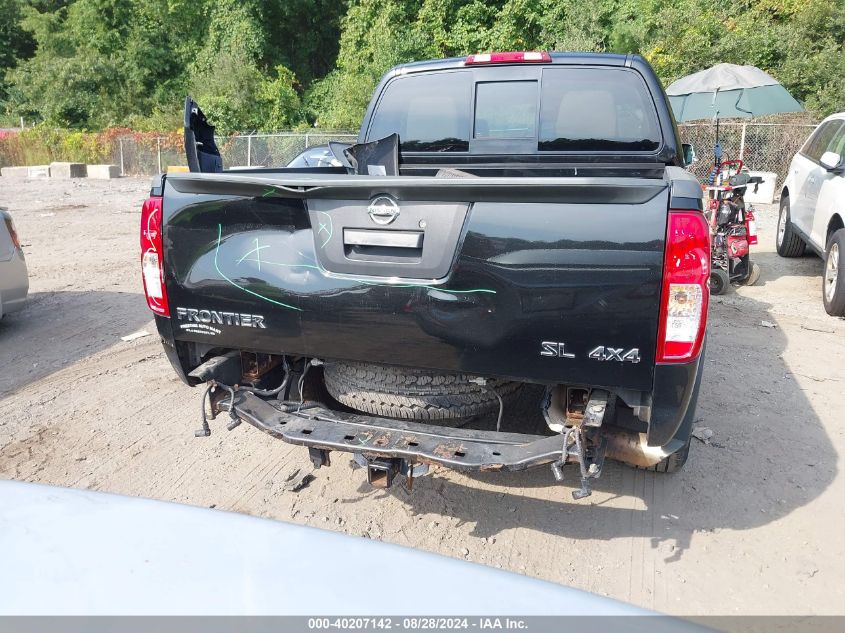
[163,174,668,391]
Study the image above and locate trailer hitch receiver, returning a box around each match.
[367,458,399,488]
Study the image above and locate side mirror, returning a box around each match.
[682,143,697,167]
[820,151,843,172]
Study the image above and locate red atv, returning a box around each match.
[705,160,762,295]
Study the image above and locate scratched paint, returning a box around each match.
[317,211,333,248]
[237,238,269,271]
[213,224,303,312]
[214,223,496,311]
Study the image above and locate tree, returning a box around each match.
[0,0,35,116]
[2,0,844,130]
[308,0,425,129]
[3,0,342,129]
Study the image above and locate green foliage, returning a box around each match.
[1,0,346,130]
[0,124,183,167]
[259,66,306,130]
[261,0,345,86]
[0,0,34,102]
[308,0,428,129]
[190,53,304,134]
[189,51,265,135]
[186,1,305,133]
[1,0,843,133]
[6,49,122,127]
[314,0,845,129]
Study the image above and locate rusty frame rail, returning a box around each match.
[225,391,572,472]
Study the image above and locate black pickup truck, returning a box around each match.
[141,52,708,498]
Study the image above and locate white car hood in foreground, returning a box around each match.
[0,481,652,616]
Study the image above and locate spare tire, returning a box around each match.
[324,361,521,421]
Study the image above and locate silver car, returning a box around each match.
[0,481,662,617]
[0,208,28,318]
[286,144,343,168]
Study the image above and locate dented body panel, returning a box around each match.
[162,175,670,392]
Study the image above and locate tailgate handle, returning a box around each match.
[343,229,423,249]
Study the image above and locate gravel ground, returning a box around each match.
[1,176,844,617]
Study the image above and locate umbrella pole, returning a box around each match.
[714,116,720,167]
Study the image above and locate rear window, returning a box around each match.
[475,81,538,139]
[367,71,471,152]
[366,66,662,154]
[538,68,661,152]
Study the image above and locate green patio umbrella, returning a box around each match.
[666,63,803,121]
[666,63,803,166]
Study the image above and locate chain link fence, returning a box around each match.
[111,136,184,176]
[217,132,358,168]
[677,122,816,187]
[112,131,358,176]
[141,125,813,184]
[11,124,815,182]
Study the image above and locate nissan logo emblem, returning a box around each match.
[367,195,400,225]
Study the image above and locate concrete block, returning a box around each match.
[27,165,51,179]
[1,166,30,179]
[86,164,121,179]
[49,162,86,178]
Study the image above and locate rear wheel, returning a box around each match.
[709,268,730,295]
[745,261,761,286]
[823,229,845,316]
[776,196,805,257]
[651,438,691,473]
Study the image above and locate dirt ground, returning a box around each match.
[1,176,844,617]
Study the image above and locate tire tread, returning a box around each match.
[324,362,520,420]
[632,439,691,473]
[777,197,805,258]
[823,228,845,317]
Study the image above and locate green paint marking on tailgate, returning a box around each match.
[214,224,303,312]
[216,224,496,310]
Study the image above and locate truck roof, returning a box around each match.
[389,52,638,76]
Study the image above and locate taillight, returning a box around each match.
[140,196,170,316]
[4,217,21,250]
[465,51,551,65]
[745,209,758,245]
[656,211,710,363]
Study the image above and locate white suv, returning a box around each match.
[777,113,845,316]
